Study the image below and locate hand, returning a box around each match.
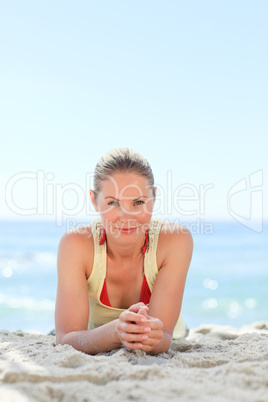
[137,307,164,353]
[116,302,152,350]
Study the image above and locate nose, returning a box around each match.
[119,203,137,221]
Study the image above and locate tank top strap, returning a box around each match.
[91,219,106,271]
[87,219,106,297]
[144,218,163,292]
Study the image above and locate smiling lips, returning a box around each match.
[116,226,139,233]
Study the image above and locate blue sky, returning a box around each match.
[1,1,267,226]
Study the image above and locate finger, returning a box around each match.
[138,308,148,321]
[144,317,164,330]
[138,330,164,351]
[120,310,147,324]
[140,305,149,311]
[128,302,148,313]
[122,340,143,350]
[139,337,161,353]
[119,321,151,335]
[140,343,154,353]
[142,329,163,342]
[121,331,149,345]
[138,308,148,319]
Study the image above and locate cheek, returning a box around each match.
[139,202,154,221]
[99,205,118,220]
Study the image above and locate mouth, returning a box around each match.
[116,227,139,234]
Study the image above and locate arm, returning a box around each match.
[55,230,119,354]
[55,231,150,354]
[138,224,193,354]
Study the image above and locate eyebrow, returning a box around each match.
[104,196,148,201]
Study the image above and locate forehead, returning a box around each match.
[100,172,151,197]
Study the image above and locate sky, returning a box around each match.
[1,0,267,230]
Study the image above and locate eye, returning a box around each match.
[108,201,118,206]
[134,200,145,206]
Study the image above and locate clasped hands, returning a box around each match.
[116,302,164,352]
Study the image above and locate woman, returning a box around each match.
[55,148,193,355]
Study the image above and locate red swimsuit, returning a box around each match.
[99,228,152,307]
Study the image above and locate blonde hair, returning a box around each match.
[93,148,155,197]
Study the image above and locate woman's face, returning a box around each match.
[90,172,156,241]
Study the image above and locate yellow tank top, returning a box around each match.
[87,218,186,339]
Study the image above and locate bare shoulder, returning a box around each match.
[57,224,94,278]
[157,220,193,268]
[159,220,193,245]
[59,224,94,248]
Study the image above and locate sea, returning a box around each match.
[0,218,267,333]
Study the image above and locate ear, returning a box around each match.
[90,189,99,212]
[154,186,157,196]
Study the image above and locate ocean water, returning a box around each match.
[0,219,267,333]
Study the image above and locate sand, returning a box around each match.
[0,322,268,402]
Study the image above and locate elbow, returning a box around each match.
[55,331,78,350]
[55,331,68,346]
[55,330,96,355]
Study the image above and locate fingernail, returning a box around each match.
[144,327,150,332]
[142,335,148,340]
[141,318,146,322]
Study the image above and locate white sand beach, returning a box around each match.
[0,322,267,402]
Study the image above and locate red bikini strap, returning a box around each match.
[142,230,149,254]
[99,226,106,245]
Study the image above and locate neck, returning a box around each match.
[106,233,145,262]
